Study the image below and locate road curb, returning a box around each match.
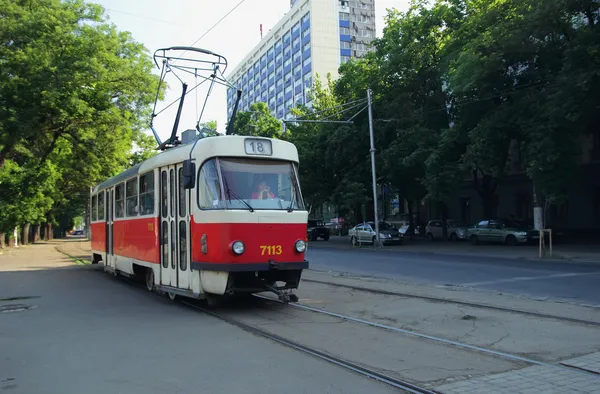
[308,240,600,266]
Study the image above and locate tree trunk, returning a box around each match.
[43,224,50,241]
[48,223,54,240]
[439,201,449,241]
[21,224,30,246]
[33,225,41,242]
[7,234,15,247]
[481,192,495,218]
[0,233,5,248]
[407,199,414,238]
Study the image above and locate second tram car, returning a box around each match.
[90,134,308,302]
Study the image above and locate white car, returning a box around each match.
[348,222,403,246]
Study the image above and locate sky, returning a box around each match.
[95,0,410,143]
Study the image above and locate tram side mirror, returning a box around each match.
[183,160,196,189]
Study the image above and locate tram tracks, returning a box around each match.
[80,260,600,392]
[179,299,439,394]
[302,278,600,328]
[256,294,600,379]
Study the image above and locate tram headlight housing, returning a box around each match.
[295,239,306,253]
[232,241,245,255]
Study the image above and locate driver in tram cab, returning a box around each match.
[251,180,275,199]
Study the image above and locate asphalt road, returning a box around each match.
[0,263,397,394]
[305,245,600,306]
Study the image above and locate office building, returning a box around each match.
[226,0,376,120]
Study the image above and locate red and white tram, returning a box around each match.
[90,135,308,302]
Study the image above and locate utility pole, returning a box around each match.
[367,88,380,247]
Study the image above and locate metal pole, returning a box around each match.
[367,88,380,247]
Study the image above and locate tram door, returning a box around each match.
[105,188,115,269]
[160,166,178,287]
[176,163,190,289]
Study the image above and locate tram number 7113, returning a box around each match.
[260,245,283,255]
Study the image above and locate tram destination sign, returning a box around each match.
[244,138,273,156]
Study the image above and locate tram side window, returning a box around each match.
[126,178,138,216]
[197,159,224,209]
[97,192,105,221]
[139,172,155,215]
[115,183,125,218]
[91,195,98,221]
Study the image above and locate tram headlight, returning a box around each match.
[232,241,245,255]
[295,239,306,253]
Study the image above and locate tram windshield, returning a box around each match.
[197,157,305,211]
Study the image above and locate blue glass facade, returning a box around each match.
[227,11,312,120]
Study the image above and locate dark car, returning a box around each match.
[307,219,329,241]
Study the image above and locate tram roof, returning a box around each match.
[92,135,299,194]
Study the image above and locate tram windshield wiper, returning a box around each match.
[287,192,295,213]
[223,179,254,212]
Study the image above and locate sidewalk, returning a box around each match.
[311,236,600,264]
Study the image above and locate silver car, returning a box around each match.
[349,222,403,246]
[425,220,468,241]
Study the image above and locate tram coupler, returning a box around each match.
[264,283,299,303]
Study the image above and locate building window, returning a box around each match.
[294,64,301,74]
[275,53,282,64]
[303,42,310,52]
[360,29,372,37]
[277,91,283,100]
[268,59,274,68]
[339,12,349,20]
[302,12,310,24]
[293,36,300,47]
[269,97,275,107]
[303,56,311,67]
[276,81,283,91]
[302,27,310,37]
[275,40,281,51]
[286,98,293,108]
[340,41,351,49]
[304,73,312,86]
[284,58,291,67]
[284,31,291,42]
[267,47,274,57]
[285,85,292,94]
[276,65,282,75]
[360,14,370,23]
[340,26,350,35]
[284,48,290,58]
[292,22,300,34]
[294,78,302,87]
[341,55,351,63]
[269,85,275,94]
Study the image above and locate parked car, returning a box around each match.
[466,219,537,246]
[307,219,329,241]
[398,223,420,236]
[348,221,403,246]
[425,220,468,241]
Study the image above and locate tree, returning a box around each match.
[233,103,283,138]
[0,0,163,239]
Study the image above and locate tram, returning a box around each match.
[90,133,308,302]
[89,46,308,303]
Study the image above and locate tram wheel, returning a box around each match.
[167,292,177,301]
[145,269,155,292]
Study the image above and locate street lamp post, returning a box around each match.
[367,88,380,247]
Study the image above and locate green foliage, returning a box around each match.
[233,103,283,138]
[0,0,162,233]
[285,0,599,222]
